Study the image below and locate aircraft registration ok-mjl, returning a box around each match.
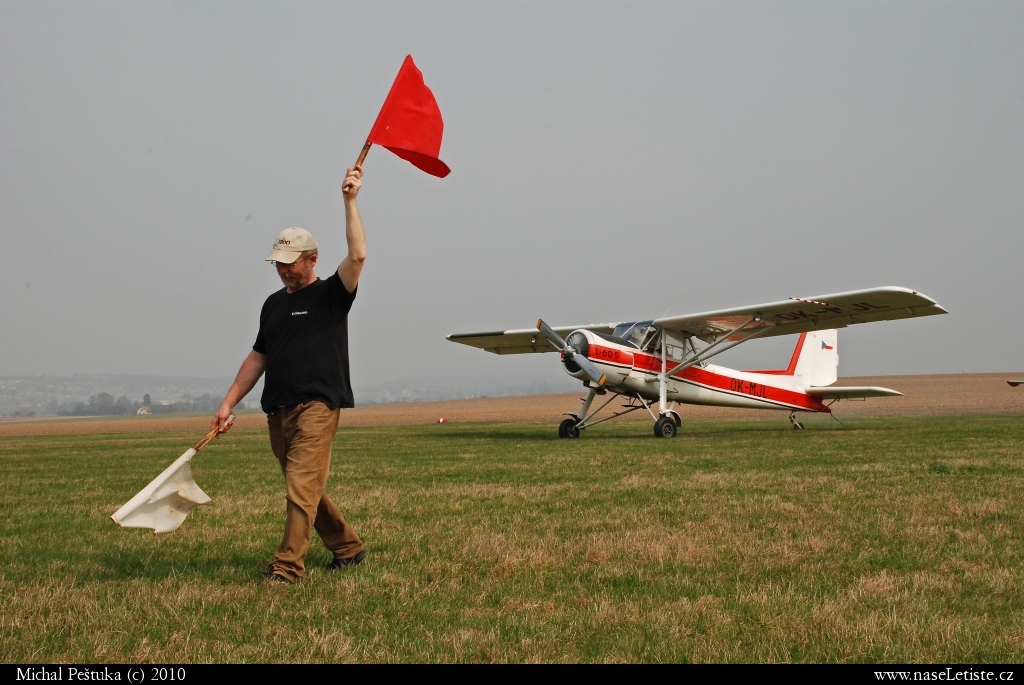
[448,287,947,438]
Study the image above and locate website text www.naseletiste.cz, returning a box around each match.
[875,670,1015,682]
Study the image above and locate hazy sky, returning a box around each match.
[3,1,1022,391]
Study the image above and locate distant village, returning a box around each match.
[0,373,578,418]
[0,375,250,418]
[66,391,239,417]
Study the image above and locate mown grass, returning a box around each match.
[1,414,1022,663]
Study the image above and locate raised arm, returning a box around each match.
[211,349,266,432]
[338,165,366,294]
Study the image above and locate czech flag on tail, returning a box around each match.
[356,55,450,178]
[821,341,834,350]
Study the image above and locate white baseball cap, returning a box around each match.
[266,227,318,263]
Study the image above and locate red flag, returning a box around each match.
[366,55,450,178]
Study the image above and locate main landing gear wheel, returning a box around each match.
[558,418,580,439]
[654,416,677,438]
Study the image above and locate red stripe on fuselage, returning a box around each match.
[681,365,827,411]
[592,344,827,412]
[586,344,634,370]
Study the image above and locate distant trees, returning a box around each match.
[6,408,36,417]
[149,392,242,414]
[64,391,243,416]
[43,400,77,416]
[72,393,133,416]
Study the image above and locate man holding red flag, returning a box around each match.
[207,55,448,584]
[211,166,368,585]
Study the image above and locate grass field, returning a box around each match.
[1,414,1022,663]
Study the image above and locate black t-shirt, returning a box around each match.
[253,272,357,412]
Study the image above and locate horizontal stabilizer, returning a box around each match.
[805,386,903,399]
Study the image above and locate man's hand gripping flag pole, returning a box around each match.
[110,415,233,533]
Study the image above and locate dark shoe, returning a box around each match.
[263,570,295,584]
[327,549,366,570]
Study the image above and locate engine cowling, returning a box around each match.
[561,331,589,376]
[560,329,633,386]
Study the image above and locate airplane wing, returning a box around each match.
[654,287,946,343]
[805,386,903,399]
[447,323,620,355]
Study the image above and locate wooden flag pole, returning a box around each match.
[355,141,371,168]
[191,413,234,452]
[192,426,222,452]
[345,141,372,195]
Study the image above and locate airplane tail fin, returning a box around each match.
[793,329,839,387]
[744,329,839,386]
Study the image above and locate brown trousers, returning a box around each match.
[266,401,363,580]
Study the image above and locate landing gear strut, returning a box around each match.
[789,411,805,430]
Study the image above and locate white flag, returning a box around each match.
[110,447,213,533]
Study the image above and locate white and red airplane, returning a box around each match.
[448,286,946,437]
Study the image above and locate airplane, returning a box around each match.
[447,286,946,438]
[1009,381,1023,387]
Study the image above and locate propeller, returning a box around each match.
[536,319,606,387]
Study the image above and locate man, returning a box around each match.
[211,166,367,584]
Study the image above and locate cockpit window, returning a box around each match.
[641,328,661,352]
[611,322,702,364]
[612,320,654,348]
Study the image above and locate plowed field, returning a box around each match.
[1,372,1020,437]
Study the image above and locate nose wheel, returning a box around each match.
[654,416,677,438]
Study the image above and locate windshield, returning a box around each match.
[612,320,654,348]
